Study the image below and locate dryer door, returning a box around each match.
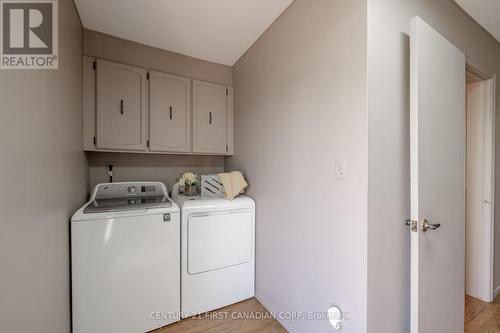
[188,210,252,274]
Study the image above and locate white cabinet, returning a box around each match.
[192,80,233,154]
[149,71,191,153]
[82,56,96,151]
[96,59,147,151]
[82,58,233,155]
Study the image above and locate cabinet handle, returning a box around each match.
[209,112,212,125]
[169,106,173,120]
[120,99,124,115]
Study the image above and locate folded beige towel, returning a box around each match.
[217,171,248,200]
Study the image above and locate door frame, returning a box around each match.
[466,56,496,302]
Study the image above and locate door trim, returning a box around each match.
[466,56,496,302]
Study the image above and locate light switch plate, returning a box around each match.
[335,159,347,179]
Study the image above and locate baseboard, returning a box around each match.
[255,293,297,333]
[494,286,500,300]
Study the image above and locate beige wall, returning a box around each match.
[226,0,368,332]
[0,1,87,332]
[367,0,500,332]
[84,29,232,85]
[83,29,230,190]
[87,152,223,193]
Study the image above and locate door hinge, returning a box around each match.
[93,136,96,145]
[93,61,96,70]
[226,145,228,152]
[147,140,150,148]
[147,72,150,80]
[226,88,228,95]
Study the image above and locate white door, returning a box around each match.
[410,17,465,333]
[96,59,147,151]
[192,80,228,154]
[149,71,191,153]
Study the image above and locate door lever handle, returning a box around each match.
[420,219,440,232]
[404,219,418,232]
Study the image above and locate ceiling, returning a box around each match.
[455,0,500,43]
[74,0,293,66]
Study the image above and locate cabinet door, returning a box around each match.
[149,71,191,153]
[192,80,228,154]
[82,56,96,151]
[96,59,147,151]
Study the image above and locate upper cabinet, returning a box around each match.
[96,59,148,151]
[149,71,191,153]
[83,57,233,155]
[192,80,232,154]
[82,56,96,151]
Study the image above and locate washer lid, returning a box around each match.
[83,195,172,214]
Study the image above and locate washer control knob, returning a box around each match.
[128,186,136,193]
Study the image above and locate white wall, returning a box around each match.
[0,0,87,332]
[226,0,368,332]
[367,0,500,332]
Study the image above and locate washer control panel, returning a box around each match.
[94,182,165,200]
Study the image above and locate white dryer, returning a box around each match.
[71,182,180,333]
[172,184,255,316]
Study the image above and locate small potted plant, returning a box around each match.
[179,172,199,196]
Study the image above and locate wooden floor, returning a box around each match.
[152,294,499,332]
[465,294,500,333]
[153,298,288,333]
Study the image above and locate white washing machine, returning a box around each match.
[172,184,255,316]
[71,182,180,333]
